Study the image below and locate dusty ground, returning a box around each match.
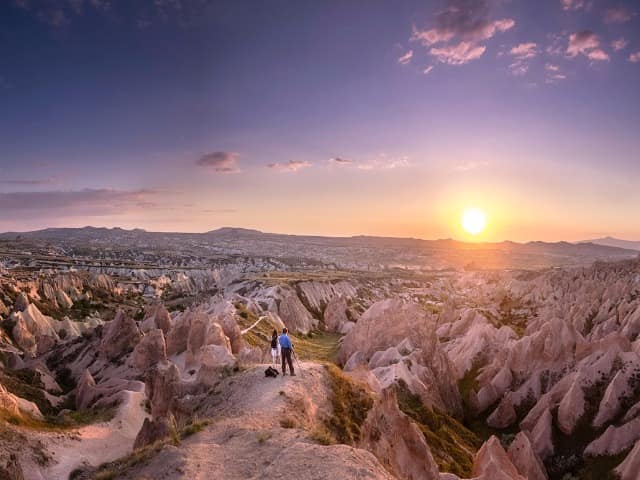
[95,363,395,480]
[21,390,148,480]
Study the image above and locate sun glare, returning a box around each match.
[462,208,487,236]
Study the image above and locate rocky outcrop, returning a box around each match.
[487,393,517,429]
[196,345,237,386]
[472,436,526,480]
[324,296,352,333]
[13,292,29,312]
[530,408,554,461]
[341,299,461,415]
[146,361,182,419]
[278,293,317,335]
[615,439,640,480]
[360,387,440,480]
[100,310,142,360]
[132,329,167,371]
[76,369,98,410]
[585,417,640,456]
[140,303,172,334]
[133,417,173,450]
[165,310,192,356]
[507,432,548,480]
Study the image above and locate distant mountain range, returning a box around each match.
[579,236,640,251]
[1,226,638,270]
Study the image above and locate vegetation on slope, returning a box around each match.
[323,364,373,445]
[396,379,481,478]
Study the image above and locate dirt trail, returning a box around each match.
[22,390,149,480]
[108,363,395,479]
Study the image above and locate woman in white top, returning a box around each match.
[270,330,280,365]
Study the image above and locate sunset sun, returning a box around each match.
[462,208,487,236]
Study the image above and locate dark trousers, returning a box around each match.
[281,348,294,375]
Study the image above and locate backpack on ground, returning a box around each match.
[265,366,279,378]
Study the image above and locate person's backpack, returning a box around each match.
[265,366,279,378]
[270,337,277,349]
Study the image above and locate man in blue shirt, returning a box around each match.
[279,327,295,376]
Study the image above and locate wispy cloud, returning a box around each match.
[544,63,567,83]
[357,155,410,171]
[430,41,486,65]
[329,157,353,165]
[561,0,587,11]
[510,43,538,60]
[1,177,62,186]
[398,50,413,65]
[411,0,514,66]
[196,152,241,173]
[629,51,640,63]
[423,65,434,75]
[604,6,633,24]
[267,160,312,172]
[612,38,628,52]
[567,31,609,61]
[0,188,160,218]
[455,161,489,172]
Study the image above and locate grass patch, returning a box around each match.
[323,364,373,445]
[310,425,336,445]
[280,417,297,429]
[180,418,211,438]
[396,380,481,478]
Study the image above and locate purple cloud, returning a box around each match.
[196,151,240,173]
[398,50,413,65]
[412,0,514,66]
[267,160,312,172]
[567,31,609,61]
[604,6,633,24]
[0,189,160,218]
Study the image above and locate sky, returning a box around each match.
[1,0,639,242]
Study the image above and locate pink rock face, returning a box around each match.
[278,293,316,335]
[75,369,97,410]
[530,408,555,461]
[0,384,21,418]
[133,417,173,450]
[99,310,142,361]
[141,303,172,334]
[472,436,526,480]
[507,432,549,480]
[146,361,182,419]
[323,296,350,333]
[487,392,517,429]
[359,387,440,480]
[616,439,640,480]
[165,310,192,356]
[132,329,167,371]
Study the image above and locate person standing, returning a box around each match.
[270,330,280,366]
[279,327,295,376]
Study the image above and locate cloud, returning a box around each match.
[423,65,434,75]
[398,50,413,65]
[0,189,160,219]
[510,42,538,59]
[545,63,567,83]
[430,41,486,65]
[567,31,609,61]
[357,155,410,171]
[38,8,69,27]
[604,6,633,24]
[509,61,529,76]
[587,49,610,61]
[612,38,628,52]
[1,177,61,186]
[411,0,514,67]
[455,161,488,171]
[196,151,240,173]
[329,157,353,165]
[267,160,312,172]
[629,51,640,63]
[561,0,586,11]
